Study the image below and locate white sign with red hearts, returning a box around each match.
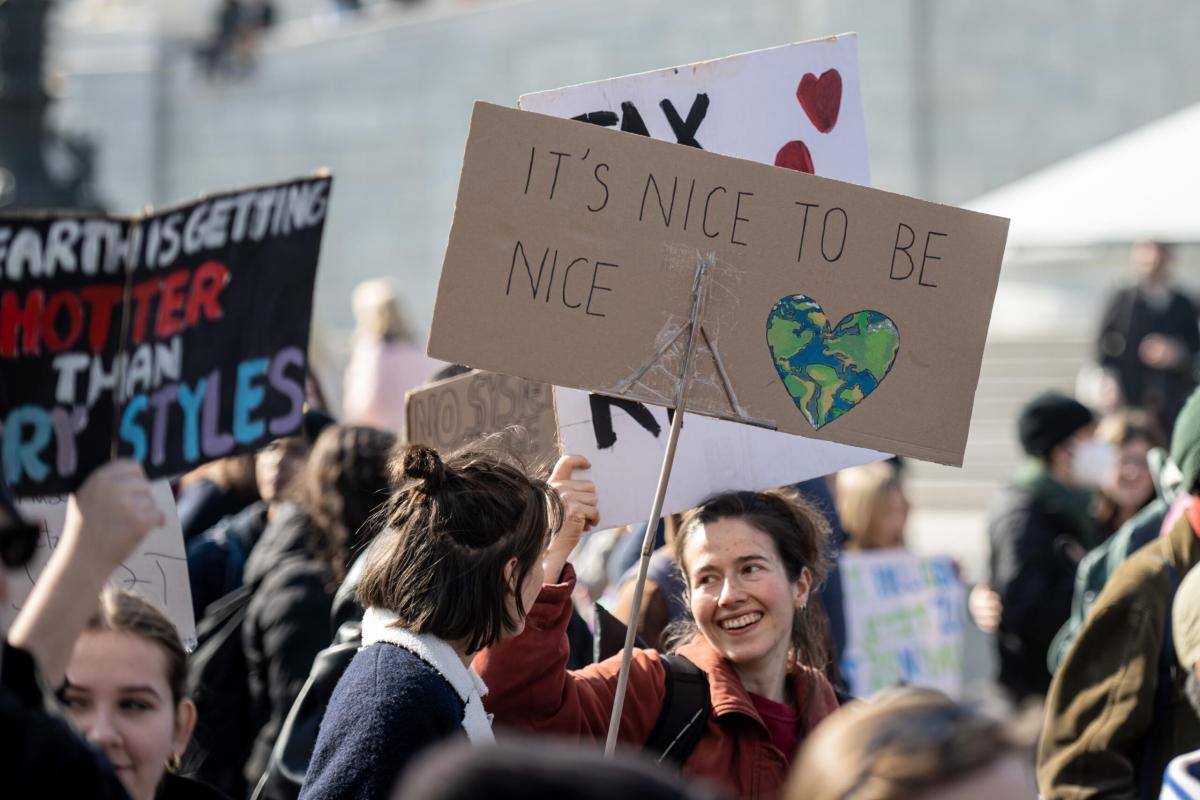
[519,34,870,185]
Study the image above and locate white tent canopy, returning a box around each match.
[968,103,1200,248]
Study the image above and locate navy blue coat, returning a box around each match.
[299,642,465,800]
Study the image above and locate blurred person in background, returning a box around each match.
[186,410,333,621]
[983,391,1103,706]
[1093,409,1167,540]
[176,453,259,543]
[240,424,396,790]
[1038,387,1200,799]
[611,514,686,652]
[62,588,227,800]
[342,279,439,434]
[1098,240,1200,434]
[787,687,1035,799]
[4,461,164,798]
[835,461,909,551]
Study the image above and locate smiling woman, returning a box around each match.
[61,588,229,800]
[477,485,840,800]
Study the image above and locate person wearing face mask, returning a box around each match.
[62,587,229,800]
[1038,386,1200,799]
[984,391,1104,707]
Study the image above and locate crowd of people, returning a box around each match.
[1,246,1199,799]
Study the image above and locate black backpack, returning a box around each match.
[185,578,262,799]
[594,603,710,766]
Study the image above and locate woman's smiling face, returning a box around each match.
[62,630,195,800]
[683,517,810,674]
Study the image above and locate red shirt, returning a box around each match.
[749,693,800,763]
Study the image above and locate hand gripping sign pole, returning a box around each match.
[603,252,714,757]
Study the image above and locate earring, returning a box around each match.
[165,752,182,773]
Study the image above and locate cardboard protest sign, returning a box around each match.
[0,174,331,496]
[2,480,197,645]
[838,550,965,699]
[556,386,882,530]
[405,370,559,469]
[525,37,883,513]
[428,103,1008,465]
[520,34,870,187]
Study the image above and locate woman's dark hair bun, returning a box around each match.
[400,445,447,495]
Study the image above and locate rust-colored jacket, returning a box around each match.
[475,565,839,800]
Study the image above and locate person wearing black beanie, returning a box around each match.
[982,391,1106,704]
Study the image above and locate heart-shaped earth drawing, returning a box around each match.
[766,294,899,430]
[797,69,843,133]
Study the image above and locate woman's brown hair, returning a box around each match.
[291,424,397,584]
[1094,408,1168,534]
[787,688,1032,799]
[83,587,188,705]
[356,443,563,654]
[668,487,832,673]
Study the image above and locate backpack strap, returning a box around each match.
[647,653,710,767]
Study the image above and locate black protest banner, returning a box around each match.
[0,174,331,497]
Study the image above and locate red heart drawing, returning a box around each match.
[797,69,842,133]
[775,140,814,174]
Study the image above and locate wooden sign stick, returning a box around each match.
[604,252,714,756]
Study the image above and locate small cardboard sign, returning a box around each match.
[2,480,197,645]
[404,370,559,470]
[428,103,1008,465]
[838,550,965,699]
[556,386,881,530]
[0,175,331,496]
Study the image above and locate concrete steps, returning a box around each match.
[905,335,1092,512]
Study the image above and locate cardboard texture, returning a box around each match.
[556,386,882,530]
[520,34,870,186]
[839,550,965,699]
[3,480,197,645]
[525,36,882,518]
[428,102,1008,465]
[405,369,559,470]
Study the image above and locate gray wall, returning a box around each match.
[51,0,1200,338]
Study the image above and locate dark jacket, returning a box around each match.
[187,501,269,620]
[1098,285,1200,432]
[298,643,466,800]
[1037,501,1200,799]
[159,772,232,799]
[987,481,1092,702]
[242,507,335,789]
[178,478,255,543]
[0,643,131,799]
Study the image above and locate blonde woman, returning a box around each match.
[836,462,909,551]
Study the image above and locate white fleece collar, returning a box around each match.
[361,607,495,745]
